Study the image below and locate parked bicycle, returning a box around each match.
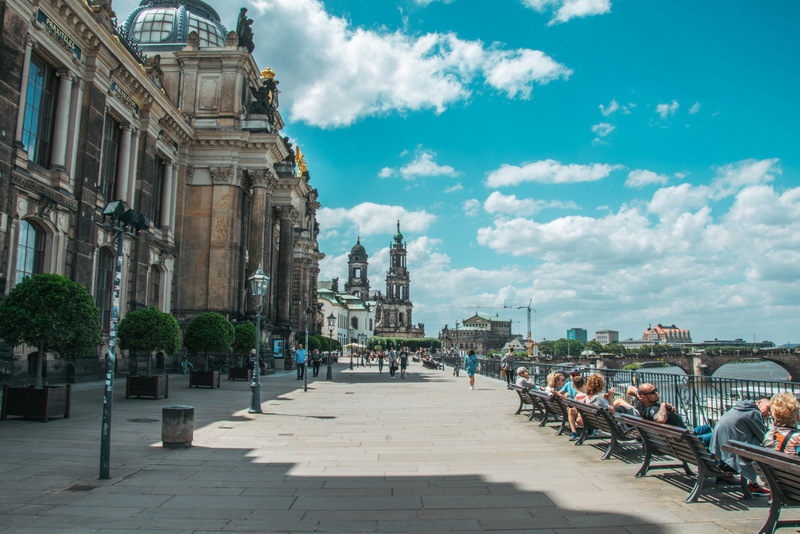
[180,356,194,374]
[209,357,229,374]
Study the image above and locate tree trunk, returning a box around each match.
[35,345,44,388]
[147,350,153,377]
[204,351,209,371]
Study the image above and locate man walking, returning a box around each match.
[311,349,322,377]
[294,343,306,380]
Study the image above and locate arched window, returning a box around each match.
[15,220,45,285]
[148,265,161,309]
[21,56,56,167]
[398,312,405,326]
[95,248,114,330]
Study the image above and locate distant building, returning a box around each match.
[567,328,588,343]
[318,279,375,350]
[619,339,658,351]
[440,313,513,355]
[595,330,619,345]
[373,221,425,338]
[643,324,692,346]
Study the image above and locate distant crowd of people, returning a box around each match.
[510,363,800,497]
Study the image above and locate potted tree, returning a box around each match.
[0,274,100,421]
[230,322,256,380]
[183,312,234,388]
[119,307,180,399]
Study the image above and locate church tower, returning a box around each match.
[344,237,370,299]
[374,220,424,338]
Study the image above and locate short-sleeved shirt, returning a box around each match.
[589,394,611,411]
[464,355,478,375]
[634,398,685,428]
[399,353,408,368]
[294,349,306,364]
[560,382,578,399]
[763,425,800,454]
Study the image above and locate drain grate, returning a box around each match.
[128,418,159,423]
[67,485,97,492]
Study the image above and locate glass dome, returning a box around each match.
[120,0,228,51]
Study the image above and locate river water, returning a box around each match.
[645,361,792,382]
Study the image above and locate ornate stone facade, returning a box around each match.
[0,0,322,381]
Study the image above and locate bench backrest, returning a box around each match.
[530,390,567,419]
[562,397,626,438]
[724,440,800,505]
[510,385,535,406]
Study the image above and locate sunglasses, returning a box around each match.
[642,388,659,395]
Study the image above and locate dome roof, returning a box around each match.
[350,237,366,256]
[393,219,404,244]
[120,0,228,52]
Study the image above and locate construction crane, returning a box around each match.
[456,299,535,356]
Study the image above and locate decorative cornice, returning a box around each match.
[185,165,194,185]
[273,204,299,224]
[10,172,78,211]
[210,166,236,185]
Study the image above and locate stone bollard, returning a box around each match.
[162,405,194,448]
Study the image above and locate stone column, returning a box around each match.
[274,205,298,327]
[161,162,173,229]
[127,129,140,206]
[116,125,132,202]
[247,170,277,311]
[49,71,74,169]
[15,37,35,144]
[169,163,179,230]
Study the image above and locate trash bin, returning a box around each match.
[162,405,194,448]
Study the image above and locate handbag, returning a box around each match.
[500,368,506,378]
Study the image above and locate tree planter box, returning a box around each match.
[1,384,72,422]
[228,366,249,381]
[189,370,220,388]
[126,375,169,399]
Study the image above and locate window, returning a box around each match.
[148,265,161,309]
[95,248,114,330]
[100,116,120,199]
[152,159,164,227]
[351,317,358,329]
[188,14,225,47]
[354,267,360,278]
[132,9,175,43]
[398,312,404,326]
[21,55,56,167]
[15,220,45,285]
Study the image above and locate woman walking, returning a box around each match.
[388,351,398,379]
[464,349,478,390]
[378,351,384,373]
[501,347,516,388]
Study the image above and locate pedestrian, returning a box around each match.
[311,348,322,377]
[501,347,516,388]
[453,356,460,377]
[464,349,478,390]
[388,350,398,379]
[378,351,384,373]
[294,343,306,380]
[399,348,409,379]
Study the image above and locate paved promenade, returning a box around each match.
[0,362,792,533]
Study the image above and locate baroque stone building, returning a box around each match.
[372,221,424,339]
[0,0,322,381]
[439,313,513,356]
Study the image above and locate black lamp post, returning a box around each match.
[326,312,335,380]
[99,200,149,480]
[349,327,354,370]
[359,333,365,366]
[248,266,270,413]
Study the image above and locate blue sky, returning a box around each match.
[116,0,800,344]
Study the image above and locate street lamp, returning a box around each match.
[455,320,460,358]
[99,200,148,480]
[248,266,270,413]
[349,328,354,370]
[359,333,365,366]
[326,312,336,380]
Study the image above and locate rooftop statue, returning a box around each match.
[236,7,254,53]
[295,146,308,174]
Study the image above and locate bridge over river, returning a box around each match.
[537,348,800,381]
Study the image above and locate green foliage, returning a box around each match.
[538,340,555,356]
[371,337,441,352]
[232,322,257,355]
[183,312,234,355]
[119,307,180,355]
[0,273,101,358]
[603,342,626,355]
[306,335,323,352]
[553,338,584,357]
[585,340,604,353]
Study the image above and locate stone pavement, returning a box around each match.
[0,362,793,533]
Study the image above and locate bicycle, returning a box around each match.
[209,357,229,374]
[180,356,194,374]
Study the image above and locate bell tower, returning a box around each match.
[344,236,369,299]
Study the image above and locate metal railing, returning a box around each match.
[443,356,800,428]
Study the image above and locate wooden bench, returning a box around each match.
[723,440,800,534]
[422,359,442,370]
[529,390,569,435]
[561,397,638,459]
[509,385,541,421]
[618,414,751,503]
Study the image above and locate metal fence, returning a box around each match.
[442,356,800,427]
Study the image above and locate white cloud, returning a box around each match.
[444,183,463,193]
[317,202,436,236]
[626,169,669,188]
[380,149,458,180]
[484,192,540,215]
[591,122,615,144]
[656,100,679,119]
[250,0,571,127]
[522,0,612,25]
[463,199,481,217]
[485,159,622,187]
[689,101,701,114]
[599,98,619,116]
[711,158,780,199]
